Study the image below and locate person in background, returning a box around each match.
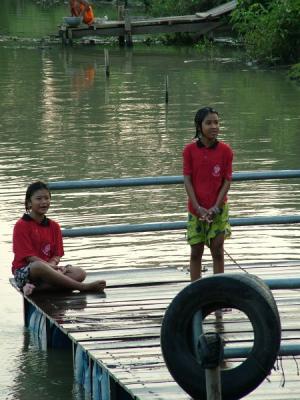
[183,107,233,281]
[69,0,94,25]
[12,181,106,296]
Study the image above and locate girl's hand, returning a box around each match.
[54,265,67,274]
[206,206,221,223]
[49,256,60,266]
[57,264,72,274]
[197,206,209,221]
[208,206,220,216]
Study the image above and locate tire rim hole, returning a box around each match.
[200,308,255,369]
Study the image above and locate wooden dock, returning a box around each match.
[12,260,300,399]
[59,0,237,45]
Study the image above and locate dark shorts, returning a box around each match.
[14,264,31,289]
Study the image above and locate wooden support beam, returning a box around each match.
[124,9,133,47]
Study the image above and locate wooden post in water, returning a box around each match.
[67,28,73,46]
[198,332,223,400]
[104,49,110,77]
[117,3,125,46]
[124,8,133,47]
[205,367,222,400]
[165,75,169,104]
[192,310,203,359]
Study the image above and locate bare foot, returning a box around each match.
[23,283,36,296]
[81,280,106,293]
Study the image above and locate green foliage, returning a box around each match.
[288,63,300,81]
[148,0,223,17]
[231,0,300,64]
[194,37,217,55]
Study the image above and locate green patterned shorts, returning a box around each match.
[187,203,231,246]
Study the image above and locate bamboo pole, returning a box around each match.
[165,75,169,103]
[205,368,222,400]
[198,333,223,400]
[104,49,110,77]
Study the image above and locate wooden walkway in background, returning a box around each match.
[59,0,237,45]
[15,260,300,399]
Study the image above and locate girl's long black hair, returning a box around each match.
[25,181,51,212]
[194,107,219,139]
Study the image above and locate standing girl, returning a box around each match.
[12,181,106,295]
[183,107,233,281]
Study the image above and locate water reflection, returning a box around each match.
[10,330,85,400]
[71,63,96,98]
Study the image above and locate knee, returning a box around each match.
[78,269,86,282]
[69,266,86,282]
[211,245,224,260]
[191,245,204,262]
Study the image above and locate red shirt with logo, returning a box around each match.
[12,214,64,273]
[183,140,233,213]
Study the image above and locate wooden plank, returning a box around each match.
[86,265,190,285]
[83,337,161,351]
[195,0,237,19]
[71,326,161,342]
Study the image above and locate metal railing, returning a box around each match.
[48,170,300,190]
[46,169,300,237]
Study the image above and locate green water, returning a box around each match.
[0,1,300,399]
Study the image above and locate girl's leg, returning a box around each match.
[190,242,205,281]
[64,265,86,282]
[210,233,225,274]
[29,261,105,292]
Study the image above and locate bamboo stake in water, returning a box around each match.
[104,49,110,77]
[165,75,169,103]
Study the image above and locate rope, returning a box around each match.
[224,248,249,274]
[279,356,286,387]
[293,356,299,376]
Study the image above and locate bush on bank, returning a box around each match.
[231,0,300,64]
[288,63,300,82]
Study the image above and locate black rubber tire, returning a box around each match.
[160,273,281,400]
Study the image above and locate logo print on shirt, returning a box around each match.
[212,164,221,177]
[42,244,51,257]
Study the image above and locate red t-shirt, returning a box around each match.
[183,140,233,213]
[12,214,64,273]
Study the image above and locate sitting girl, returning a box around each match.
[12,181,106,296]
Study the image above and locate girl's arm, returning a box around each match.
[184,175,208,218]
[215,179,231,209]
[208,179,231,216]
[26,255,61,268]
[26,255,43,263]
[80,0,90,14]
